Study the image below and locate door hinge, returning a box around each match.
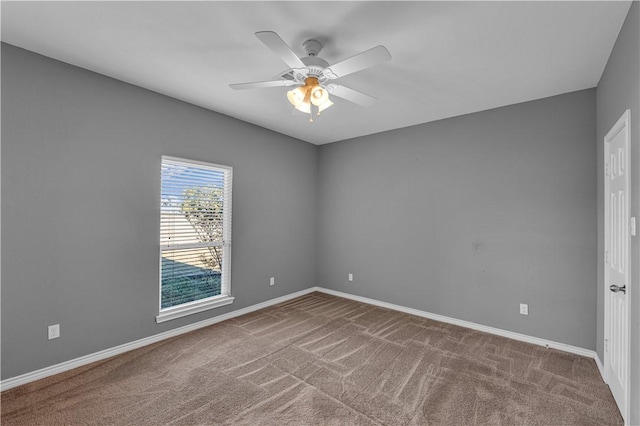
[605,163,610,177]
[605,339,609,353]
[605,251,609,264]
[631,217,636,236]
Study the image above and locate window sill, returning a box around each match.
[156,295,235,323]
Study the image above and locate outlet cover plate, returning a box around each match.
[519,304,529,315]
[48,324,60,340]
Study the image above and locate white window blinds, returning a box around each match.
[160,156,232,310]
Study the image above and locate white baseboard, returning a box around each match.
[594,352,605,380]
[0,288,317,392]
[313,287,599,361]
[1,285,604,392]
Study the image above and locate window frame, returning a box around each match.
[156,156,233,323]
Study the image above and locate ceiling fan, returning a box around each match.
[230,31,391,122]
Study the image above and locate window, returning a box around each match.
[156,156,233,323]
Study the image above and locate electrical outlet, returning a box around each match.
[270,277,275,286]
[48,324,60,340]
[348,273,353,282]
[519,304,529,315]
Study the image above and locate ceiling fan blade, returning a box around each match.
[330,84,377,108]
[255,31,306,70]
[229,79,296,90]
[324,45,391,79]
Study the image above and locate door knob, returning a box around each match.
[609,284,626,294]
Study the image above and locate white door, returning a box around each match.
[604,109,630,423]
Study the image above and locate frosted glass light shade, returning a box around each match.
[310,86,329,106]
[287,87,306,107]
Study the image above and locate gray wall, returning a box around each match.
[1,44,318,380]
[317,89,597,350]
[596,2,640,423]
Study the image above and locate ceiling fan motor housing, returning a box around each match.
[301,56,330,81]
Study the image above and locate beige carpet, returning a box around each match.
[1,292,622,425]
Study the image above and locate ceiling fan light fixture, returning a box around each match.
[290,76,332,120]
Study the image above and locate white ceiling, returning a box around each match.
[1,1,632,145]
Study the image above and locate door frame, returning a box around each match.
[603,108,631,424]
